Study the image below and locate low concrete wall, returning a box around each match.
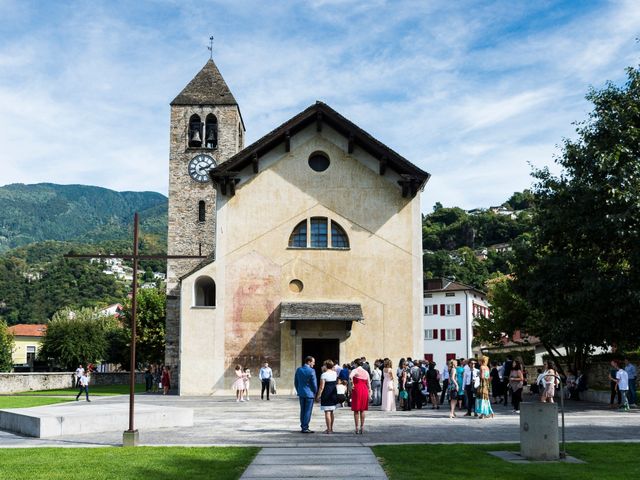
[0,372,144,394]
[582,389,612,404]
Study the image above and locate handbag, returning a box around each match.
[399,390,409,400]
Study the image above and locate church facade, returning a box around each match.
[166,59,430,395]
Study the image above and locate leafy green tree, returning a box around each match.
[104,321,131,370]
[503,190,534,210]
[491,65,640,370]
[38,308,110,370]
[0,319,14,371]
[120,288,166,366]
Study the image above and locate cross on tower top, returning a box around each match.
[208,36,214,59]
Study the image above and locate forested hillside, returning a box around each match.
[422,191,533,289]
[0,183,168,324]
[0,183,167,253]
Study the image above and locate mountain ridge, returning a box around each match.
[0,183,168,253]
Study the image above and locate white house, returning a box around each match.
[423,278,490,369]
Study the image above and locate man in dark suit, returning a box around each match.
[294,356,317,433]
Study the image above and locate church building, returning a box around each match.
[165,59,430,395]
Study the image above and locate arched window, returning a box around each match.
[189,114,202,148]
[288,220,307,248]
[205,114,218,149]
[194,276,215,307]
[198,201,206,222]
[288,218,349,249]
[331,221,349,248]
[310,217,328,248]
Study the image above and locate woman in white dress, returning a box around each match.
[233,365,245,402]
[381,358,396,411]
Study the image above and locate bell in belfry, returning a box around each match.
[191,129,201,143]
[206,129,215,141]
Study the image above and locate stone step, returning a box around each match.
[0,401,193,438]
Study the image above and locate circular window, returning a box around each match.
[289,279,304,293]
[308,152,330,172]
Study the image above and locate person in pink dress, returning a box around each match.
[381,358,396,412]
[349,358,372,434]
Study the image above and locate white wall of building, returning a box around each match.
[423,289,490,370]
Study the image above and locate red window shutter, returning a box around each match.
[424,353,434,362]
[456,328,461,340]
[455,304,461,315]
[440,329,446,341]
[440,304,445,315]
[446,353,456,361]
[433,329,438,339]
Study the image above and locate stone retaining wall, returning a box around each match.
[0,372,144,394]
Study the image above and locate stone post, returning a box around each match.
[520,402,559,460]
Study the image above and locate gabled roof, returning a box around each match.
[171,59,237,106]
[424,277,486,296]
[209,102,430,198]
[9,324,47,337]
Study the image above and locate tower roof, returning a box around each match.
[171,59,237,106]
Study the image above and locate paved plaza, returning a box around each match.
[0,393,638,448]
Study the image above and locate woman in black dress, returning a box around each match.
[490,362,503,403]
[315,360,338,434]
[426,362,441,409]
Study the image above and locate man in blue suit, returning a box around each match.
[294,356,317,433]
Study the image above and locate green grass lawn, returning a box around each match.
[0,447,258,480]
[0,396,73,409]
[373,443,640,480]
[15,384,147,396]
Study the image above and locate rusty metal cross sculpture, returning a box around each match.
[64,212,205,445]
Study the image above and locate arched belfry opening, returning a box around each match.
[194,276,216,307]
[189,114,203,147]
[205,114,218,149]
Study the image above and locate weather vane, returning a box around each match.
[208,36,214,59]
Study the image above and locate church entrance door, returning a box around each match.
[302,338,339,382]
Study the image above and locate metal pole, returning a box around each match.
[558,374,566,458]
[127,212,139,433]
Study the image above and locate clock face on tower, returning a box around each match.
[188,154,216,183]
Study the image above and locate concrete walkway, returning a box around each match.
[0,393,638,447]
[240,446,387,480]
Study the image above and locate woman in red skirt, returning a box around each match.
[349,358,372,434]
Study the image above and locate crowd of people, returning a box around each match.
[290,354,558,433]
[143,364,172,395]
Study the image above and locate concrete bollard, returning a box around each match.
[520,402,559,460]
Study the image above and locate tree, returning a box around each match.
[491,65,640,371]
[120,288,166,366]
[38,308,110,370]
[503,190,534,210]
[0,319,14,371]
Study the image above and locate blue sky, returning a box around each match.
[0,0,639,211]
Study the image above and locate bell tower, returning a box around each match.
[165,59,245,376]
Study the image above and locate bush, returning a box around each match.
[0,320,14,371]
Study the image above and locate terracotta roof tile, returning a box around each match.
[9,324,47,337]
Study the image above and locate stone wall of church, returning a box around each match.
[179,124,424,394]
[165,103,244,384]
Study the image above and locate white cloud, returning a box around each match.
[0,0,639,213]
